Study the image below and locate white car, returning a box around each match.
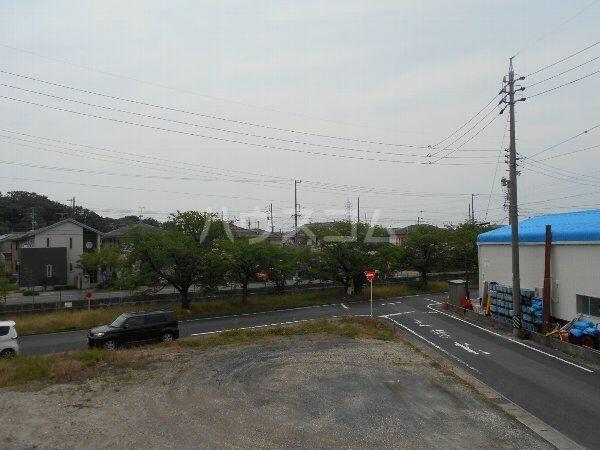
[0,320,19,357]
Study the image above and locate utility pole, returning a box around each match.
[471,194,476,224]
[294,180,301,243]
[503,57,525,336]
[31,207,36,231]
[269,203,274,233]
[357,197,360,224]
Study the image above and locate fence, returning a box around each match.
[0,272,463,316]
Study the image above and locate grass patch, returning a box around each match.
[0,317,395,389]
[0,347,143,388]
[7,281,446,335]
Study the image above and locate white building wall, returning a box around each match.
[479,243,600,321]
[32,222,84,286]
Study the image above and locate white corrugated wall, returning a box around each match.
[478,243,600,321]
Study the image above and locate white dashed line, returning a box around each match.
[341,303,349,310]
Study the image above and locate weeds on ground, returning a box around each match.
[0,317,395,389]
[8,281,446,335]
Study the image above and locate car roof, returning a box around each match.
[0,320,16,327]
[125,310,175,316]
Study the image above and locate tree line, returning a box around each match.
[79,211,494,309]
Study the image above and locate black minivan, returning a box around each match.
[88,310,179,350]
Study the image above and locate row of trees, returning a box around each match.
[79,212,492,309]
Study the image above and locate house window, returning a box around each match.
[46,237,50,247]
[46,264,53,278]
[69,237,73,249]
[577,294,600,318]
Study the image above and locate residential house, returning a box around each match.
[0,218,103,288]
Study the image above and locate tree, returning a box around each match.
[401,225,449,283]
[77,245,122,285]
[261,244,308,294]
[446,222,495,280]
[118,212,229,310]
[307,221,388,295]
[222,239,271,305]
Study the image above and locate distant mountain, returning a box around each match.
[0,191,161,234]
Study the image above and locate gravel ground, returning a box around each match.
[0,336,550,449]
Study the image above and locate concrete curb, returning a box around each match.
[382,317,583,450]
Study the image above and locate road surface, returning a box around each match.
[16,293,599,448]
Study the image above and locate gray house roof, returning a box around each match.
[103,222,160,239]
[1,218,103,241]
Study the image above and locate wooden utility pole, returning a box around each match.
[269,203,274,233]
[357,197,360,224]
[507,58,522,336]
[294,180,301,243]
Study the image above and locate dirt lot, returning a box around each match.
[1,336,550,449]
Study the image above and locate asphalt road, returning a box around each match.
[16,292,600,448]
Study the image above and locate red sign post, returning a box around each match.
[364,270,377,316]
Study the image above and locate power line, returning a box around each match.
[536,143,600,162]
[0,43,437,136]
[525,54,600,88]
[525,40,600,77]
[431,112,500,163]
[0,69,488,151]
[429,93,500,149]
[0,82,430,159]
[0,94,496,166]
[513,1,599,59]
[525,67,600,99]
[485,115,510,220]
[0,129,482,199]
[529,122,600,158]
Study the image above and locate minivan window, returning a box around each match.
[0,326,9,336]
[144,314,166,325]
[125,316,145,327]
[110,314,128,328]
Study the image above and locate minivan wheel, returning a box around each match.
[161,332,174,343]
[103,339,117,350]
[0,348,16,358]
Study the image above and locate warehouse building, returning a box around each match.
[477,209,600,323]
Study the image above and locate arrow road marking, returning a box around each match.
[385,317,479,373]
[431,329,451,339]
[454,342,479,355]
[426,303,593,373]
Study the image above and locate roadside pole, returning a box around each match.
[364,270,377,317]
[370,279,373,316]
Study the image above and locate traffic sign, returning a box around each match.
[364,271,376,282]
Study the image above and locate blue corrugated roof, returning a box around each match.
[477,209,600,243]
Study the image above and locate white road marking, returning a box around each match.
[431,329,451,339]
[479,350,491,355]
[426,303,594,374]
[454,342,479,355]
[413,319,430,327]
[381,311,415,317]
[341,303,349,310]
[386,317,479,373]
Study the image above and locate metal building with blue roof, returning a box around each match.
[477,209,600,322]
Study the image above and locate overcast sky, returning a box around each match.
[1,0,599,230]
